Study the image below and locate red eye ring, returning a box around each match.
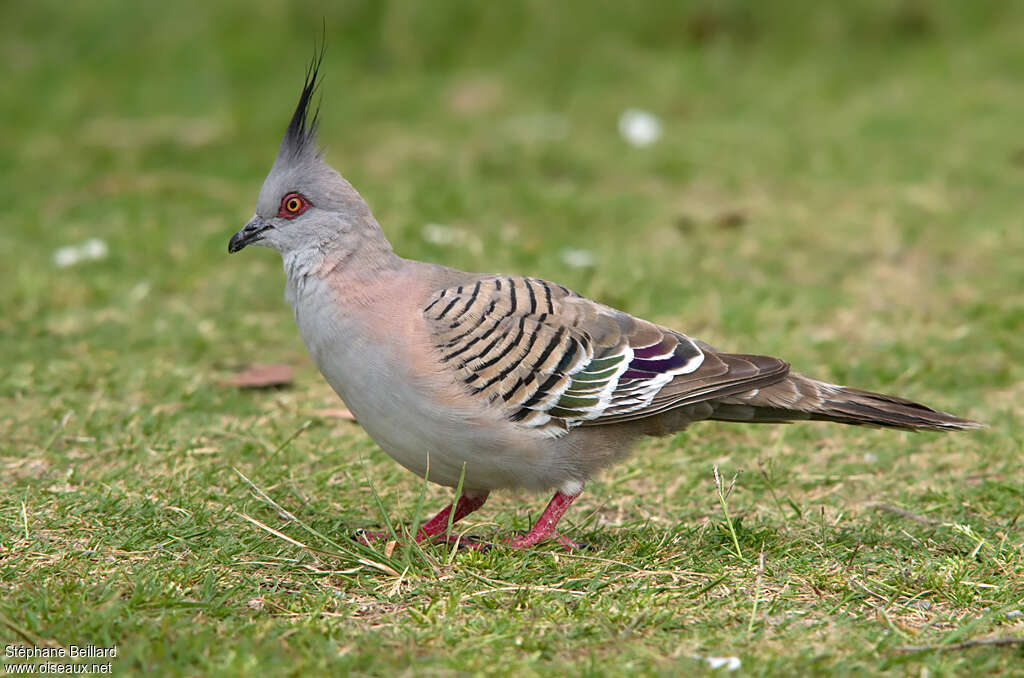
[278,192,311,218]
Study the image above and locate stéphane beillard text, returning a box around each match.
[4,645,117,659]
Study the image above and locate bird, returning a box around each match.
[228,55,980,550]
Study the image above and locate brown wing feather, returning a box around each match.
[425,276,795,433]
[583,352,790,426]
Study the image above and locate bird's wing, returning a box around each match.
[423,276,789,436]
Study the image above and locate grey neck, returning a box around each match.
[281,223,403,307]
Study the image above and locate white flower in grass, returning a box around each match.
[53,246,80,268]
[53,238,109,268]
[618,109,662,147]
[703,656,741,671]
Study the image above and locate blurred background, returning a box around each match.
[4,0,1022,402]
[3,1,1023,673]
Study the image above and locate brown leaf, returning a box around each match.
[714,209,747,230]
[224,363,293,389]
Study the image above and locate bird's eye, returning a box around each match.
[278,192,310,218]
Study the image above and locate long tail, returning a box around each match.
[711,373,981,431]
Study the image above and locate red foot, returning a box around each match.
[504,489,581,550]
[354,492,489,546]
[506,532,580,550]
[355,487,586,552]
[416,492,488,541]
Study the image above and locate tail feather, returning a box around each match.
[712,373,981,432]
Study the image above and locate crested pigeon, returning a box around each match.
[228,57,980,550]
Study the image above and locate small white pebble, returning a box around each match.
[560,248,596,269]
[863,452,878,463]
[53,246,81,268]
[618,109,662,147]
[1005,609,1023,619]
[80,237,109,259]
[705,656,741,671]
[53,238,109,268]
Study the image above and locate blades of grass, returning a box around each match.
[234,466,390,564]
[760,463,788,520]
[446,463,468,539]
[748,546,766,634]
[42,410,72,451]
[265,419,312,460]
[713,464,746,563]
[358,459,398,542]
[20,499,29,539]
[689,574,729,599]
[212,427,275,455]
[819,506,827,549]
[0,609,59,648]
[237,511,311,550]
[237,510,399,577]
[759,430,793,521]
[445,463,469,564]
[401,455,437,573]
[407,457,430,548]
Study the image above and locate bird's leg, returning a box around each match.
[355,491,489,546]
[415,491,488,542]
[507,486,583,550]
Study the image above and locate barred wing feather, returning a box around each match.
[424,276,788,436]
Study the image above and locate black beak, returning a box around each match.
[228,216,273,253]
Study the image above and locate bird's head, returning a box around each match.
[229,51,378,259]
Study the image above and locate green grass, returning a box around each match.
[2,1,1023,675]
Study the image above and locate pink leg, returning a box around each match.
[354,492,488,546]
[416,492,488,541]
[507,489,582,550]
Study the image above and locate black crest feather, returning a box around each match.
[281,43,325,160]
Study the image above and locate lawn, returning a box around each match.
[2,1,1022,675]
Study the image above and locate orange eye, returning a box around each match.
[278,192,310,218]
